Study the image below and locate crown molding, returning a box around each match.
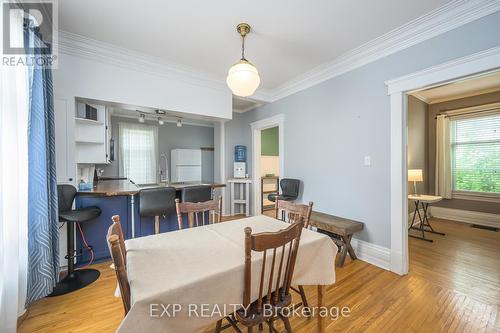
[56,30,228,92]
[266,0,500,102]
[233,102,266,113]
[55,0,500,106]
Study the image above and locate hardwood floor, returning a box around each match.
[19,217,500,332]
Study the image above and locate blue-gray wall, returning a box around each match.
[225,12,500,248]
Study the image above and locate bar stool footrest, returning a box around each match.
[48,268,100,297]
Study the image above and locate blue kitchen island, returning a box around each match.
[75,179,225,265]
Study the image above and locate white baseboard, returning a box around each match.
[431,206,500,228]
[351,239,391,271]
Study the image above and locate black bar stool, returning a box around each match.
[49,184,101,296]
[182,185,212,203]
[139,187,176,234]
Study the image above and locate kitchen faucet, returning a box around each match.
[159,153,169,184]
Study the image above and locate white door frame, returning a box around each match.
[250,114,285,215]
[385,46,500,275]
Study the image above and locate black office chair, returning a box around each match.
[268,178,300,202]
[49,184,102,296]
[139,187,177,234]
[182,185,212,203]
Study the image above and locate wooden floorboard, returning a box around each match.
[19,217,500,332]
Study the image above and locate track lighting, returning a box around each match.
[158,117,164,125]
[138,113,145,123]
[177,119,182,127]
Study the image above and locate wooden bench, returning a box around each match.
[309,211,364,267]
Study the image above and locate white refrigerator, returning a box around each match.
[170,149,202,182]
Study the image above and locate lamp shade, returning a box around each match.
[408,169,423,182]
[226,59,261,97]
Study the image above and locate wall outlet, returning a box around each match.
[364,156,371,166]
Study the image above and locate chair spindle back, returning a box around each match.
[275,200,313,228]
[175,196,223,230]
[243,219,304,314]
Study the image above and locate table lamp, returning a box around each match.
[408,169,423,196]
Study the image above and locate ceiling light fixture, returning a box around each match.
[177,119,182,127]
[226,23,260,97]
[158,117,164,125]
[138,113,145,123]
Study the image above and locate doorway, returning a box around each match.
[386,46,500,275]
[250,114,285,215]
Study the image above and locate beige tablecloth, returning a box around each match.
[117,215,337,333]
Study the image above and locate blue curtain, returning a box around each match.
[25,23,59,305]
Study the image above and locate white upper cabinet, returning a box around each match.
[55,98,76,184]
[74,102,110,164]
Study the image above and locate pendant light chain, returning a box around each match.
[241,34,246,60]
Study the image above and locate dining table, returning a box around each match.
[116,215,337,333]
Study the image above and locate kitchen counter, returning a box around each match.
[74,179,226,265]
[77,179,226,196]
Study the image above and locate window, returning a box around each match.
[451,113,500,195]
[119,122,158,184]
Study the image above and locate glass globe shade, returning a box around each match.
[226,59,261,97]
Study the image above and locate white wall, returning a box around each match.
[260,156,279,177]
[53,52,232,118]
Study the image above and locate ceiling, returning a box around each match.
[59,0,451,91]
[232,96,265,113]
[411,71,500,104]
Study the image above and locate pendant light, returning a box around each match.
[226,23,261,97]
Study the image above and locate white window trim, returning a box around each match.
[449,110,500,200]
[452,191,500,203]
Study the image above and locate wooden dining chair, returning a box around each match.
[274,200,314,315]
[274,200,313,228]
[216,220,304,333]
[175,196,223,230]
[109,215,126,264]
[107,215,130,315]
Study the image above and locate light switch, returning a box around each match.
[364,156,371,166]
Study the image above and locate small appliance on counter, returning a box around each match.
[233,145,247,178]
[77,165,95,190]
[78,180,93,191]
